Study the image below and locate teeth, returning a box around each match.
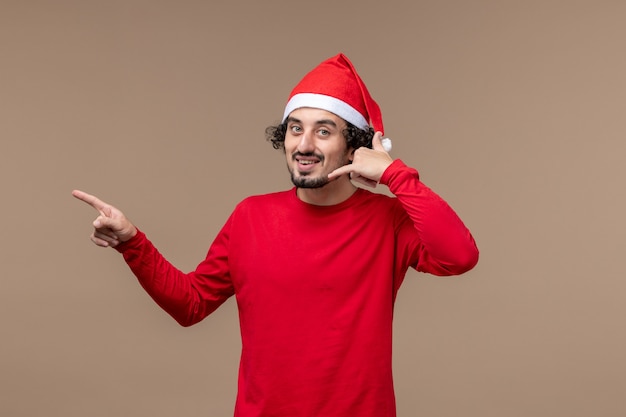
[299,160,315,165]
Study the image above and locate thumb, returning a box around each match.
[371,131,385,151]
[93,215,118,230]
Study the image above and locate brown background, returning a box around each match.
[1,1,625,416]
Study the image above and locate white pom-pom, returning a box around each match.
[381,138,392,152]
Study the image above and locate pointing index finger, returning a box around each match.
[72,189,109,213]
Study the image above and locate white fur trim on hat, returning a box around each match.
[282,93,369,131]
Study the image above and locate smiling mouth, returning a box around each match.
[297,159,318,165]
[294,153,322,170]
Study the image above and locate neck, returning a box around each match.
[297,177,357,206]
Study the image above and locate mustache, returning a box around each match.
[292,151,324,161]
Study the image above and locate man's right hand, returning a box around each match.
[72,190,137,248]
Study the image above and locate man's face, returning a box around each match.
[284,108,352,189]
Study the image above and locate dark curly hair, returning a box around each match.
[265,120,375,151]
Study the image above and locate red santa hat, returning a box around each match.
[282,53,384,135]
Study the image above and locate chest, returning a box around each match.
[227,205,394,298]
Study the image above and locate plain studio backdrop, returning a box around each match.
[1,1,624,416]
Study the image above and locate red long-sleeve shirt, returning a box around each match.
[116,159,478,417]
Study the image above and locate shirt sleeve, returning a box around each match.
[114,221,235,327]
[380,159,479,276]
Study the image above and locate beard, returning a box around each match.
[287,150,351,189]
[290,172,330,188]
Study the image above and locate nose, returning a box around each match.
[296,130,315,153]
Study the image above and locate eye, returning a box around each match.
[318,129,330,136]
[289,125,302,134]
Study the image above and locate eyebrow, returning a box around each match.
[286,116,338,128]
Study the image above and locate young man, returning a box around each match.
[73,53,479,417]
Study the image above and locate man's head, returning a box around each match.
[267,53,382,189]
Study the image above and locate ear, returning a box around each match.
[348,147,356,162]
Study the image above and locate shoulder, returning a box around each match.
[354,187,399,207]
[232,189,295,215]
[351,188,405,219]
